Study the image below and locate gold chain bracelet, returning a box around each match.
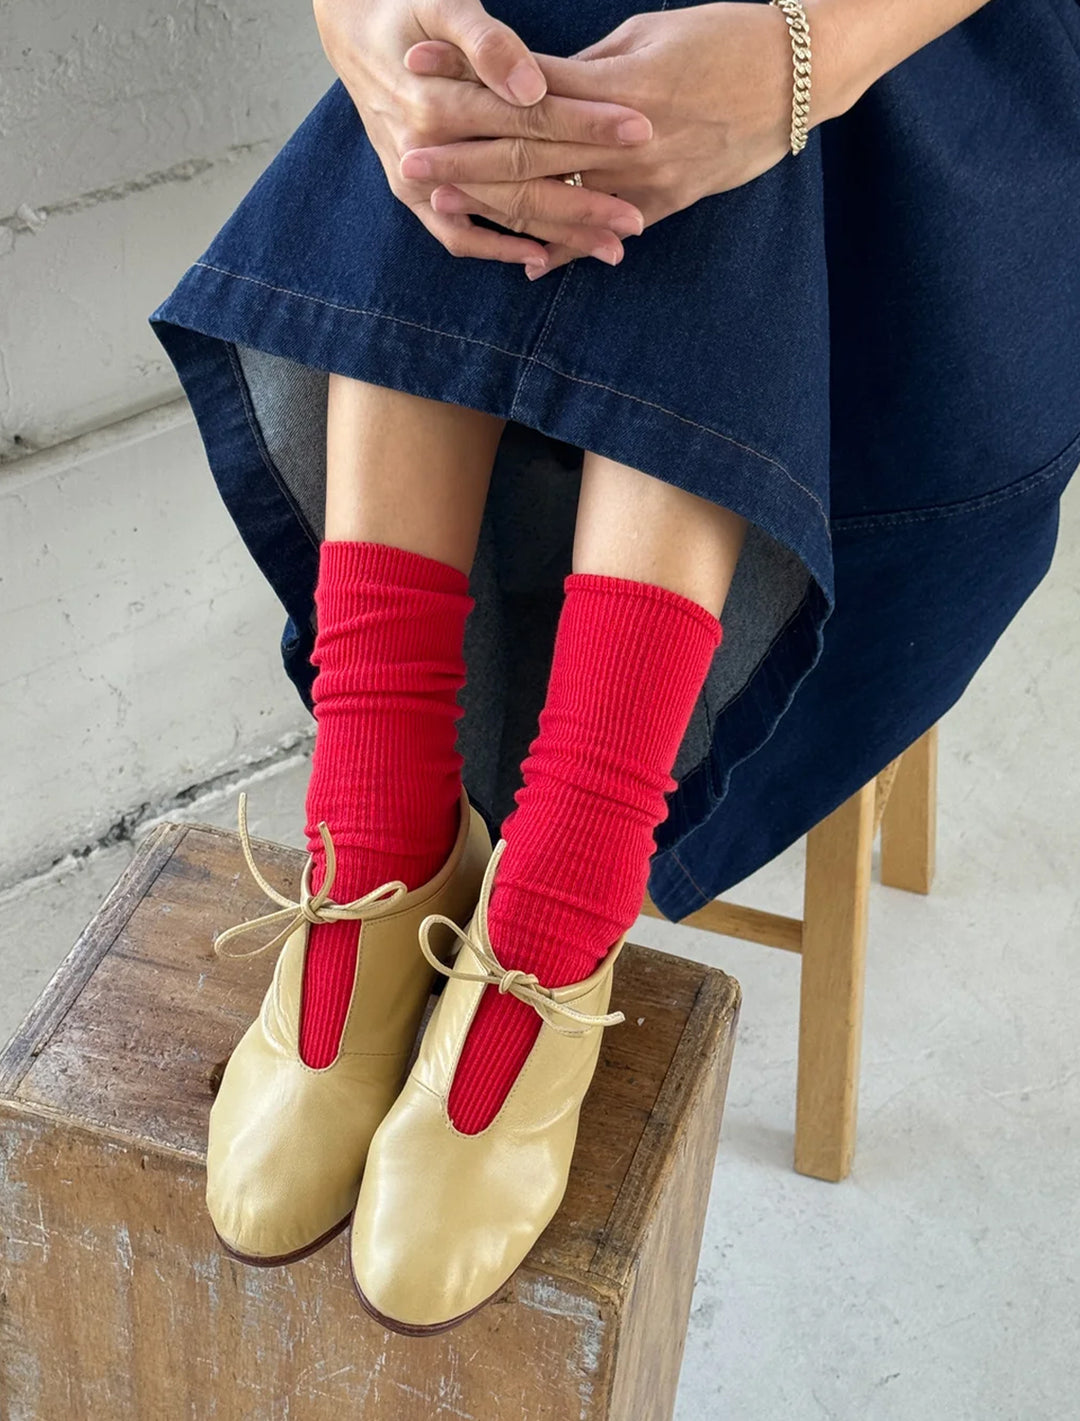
[770,0,812,156]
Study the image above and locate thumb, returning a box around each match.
[414,0,547,105]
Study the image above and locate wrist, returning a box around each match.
[800,0,888,126]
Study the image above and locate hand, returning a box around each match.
[399,2,819,275]
[312,0,653,270]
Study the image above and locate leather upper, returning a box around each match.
[205,785,492,1260]
[349,891,626,1328]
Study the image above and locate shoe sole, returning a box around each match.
[349,1248,517,1336]
[213,1210,352,1268]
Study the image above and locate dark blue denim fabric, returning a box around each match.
[149,0,1080,920]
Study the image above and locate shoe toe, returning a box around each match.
[206,1047,382,1261]
[207,1120,354,1261]
[348,1099,555,1330]
[350,1197,531,1330]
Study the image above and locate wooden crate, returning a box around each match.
[0,819,740,1421]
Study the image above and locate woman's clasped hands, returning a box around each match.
[314,0,839,279]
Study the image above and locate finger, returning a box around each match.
[414,0,547,106]
[429,177,643,237]
[530,52,627,102]
[406,78,652,148]
[429,187,626,263]
[402,135,641,191]
[404,40,478,83]
[411,202,551,267]
[525,242,580,280]
[530,186,667,277]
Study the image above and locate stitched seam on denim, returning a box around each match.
[526,356,830,529]
[667,848,714,912]
[224,340,321,552]
[196,260,827,529]
[1042,0,1080,69]
[832,451,1078,532]
[833,425,1080,532]
[508,263,575,424]
[194,261,529,363]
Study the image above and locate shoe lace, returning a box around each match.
[212,792,409,960]
[417,839,626,1038]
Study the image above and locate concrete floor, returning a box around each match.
[2,480,1077,1419]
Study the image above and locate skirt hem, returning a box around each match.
[150,259,835,606]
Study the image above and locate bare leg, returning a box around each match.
[573,453,747,610]
[324,374,507,572]
[325,382,747,598]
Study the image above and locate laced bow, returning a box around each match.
[417,839,626,1038]
[213,792,408,959]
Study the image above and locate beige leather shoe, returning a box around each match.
[348,837,627,1333]
[206,784,491,1266]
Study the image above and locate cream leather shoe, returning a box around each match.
[348,837,627,1333]
[206,784,491,1266]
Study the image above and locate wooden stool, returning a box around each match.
[0,817,740,1421]
[643,723,939,1183]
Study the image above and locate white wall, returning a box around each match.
[1,0,334,452]
[0,2,336,884]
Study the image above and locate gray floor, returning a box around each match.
[3,481,1077,1419]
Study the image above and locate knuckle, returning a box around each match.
[506,137,533,182]
[407,93,442,140]
[581,109,611,146]
[518,102,550,141]
[467,23,513,71]
[618,15,647,45]
[581,196,611,226]
[635,157,663,187]
[501,185,531,229]
[442,231,467,258]
[658,162,680,193]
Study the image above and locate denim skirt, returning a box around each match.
[149,0,1080,919]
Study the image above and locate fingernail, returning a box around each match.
[592,246,620,266]
[401,153,432,179]
[616,117,652,143]
[432,186,468,212]
[609,215,644,238]
[507,62,546,105]
[405,46,440,74]
[525,263,548,281]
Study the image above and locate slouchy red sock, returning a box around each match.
[446,572,723,1134]
[298,540,472,1069]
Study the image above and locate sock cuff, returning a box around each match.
[320,540,471,597]
[563,571,723,647]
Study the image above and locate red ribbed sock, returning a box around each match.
[446,572,723,1134]
[298,539,473,1069]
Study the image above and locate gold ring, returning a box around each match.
[561,171,584,186]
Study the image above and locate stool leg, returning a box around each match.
[795,780,876,1182]
[880,723,938,895]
